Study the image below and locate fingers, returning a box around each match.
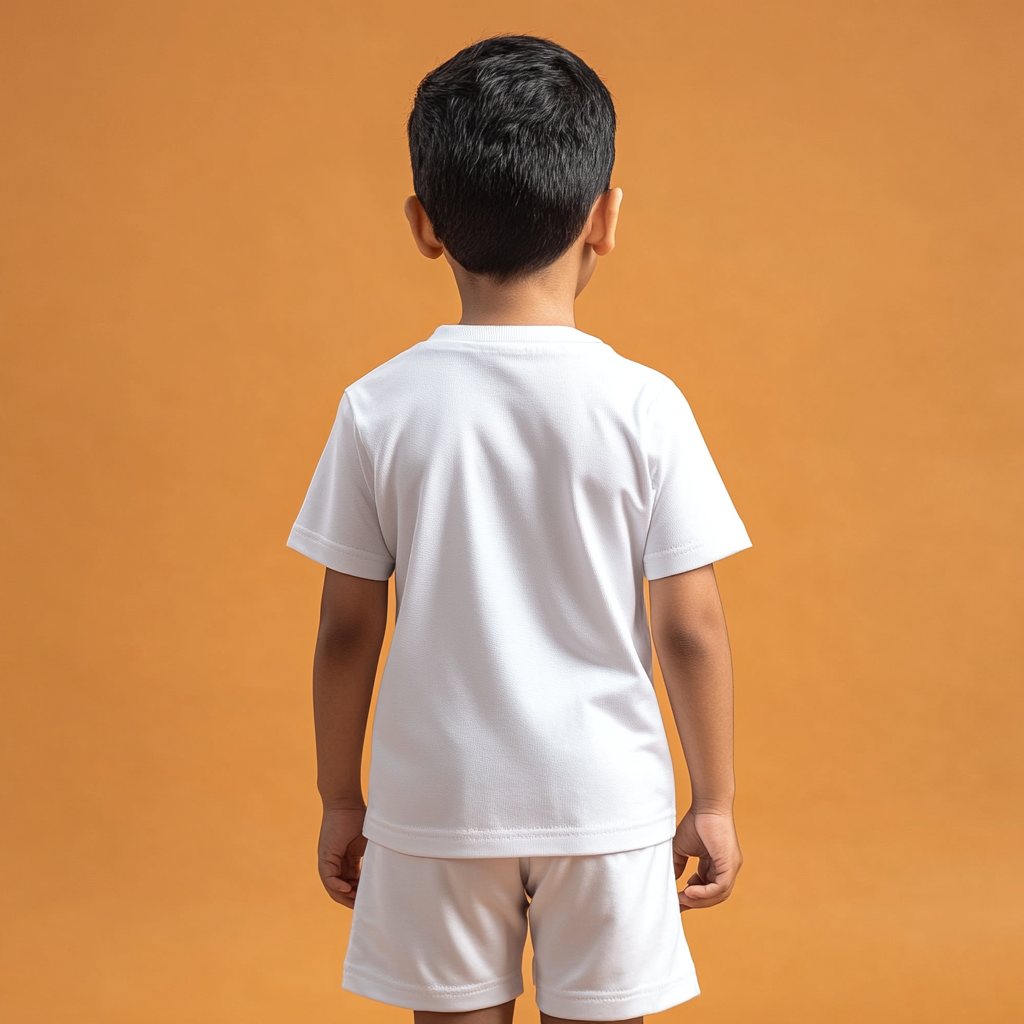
[673,853,688,880]
[678,881,729,909]
[318,850,362,907]
[317,809,368,909]
[673,809,743,912]
[677,865,739,911]
[321,872,359,907]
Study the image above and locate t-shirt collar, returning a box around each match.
[427,324,602,344]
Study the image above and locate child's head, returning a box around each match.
[407,35,616,283]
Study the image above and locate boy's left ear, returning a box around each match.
[404,195,445,260]
[584,188,623,256]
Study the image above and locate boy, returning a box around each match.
[288,35,750,1024]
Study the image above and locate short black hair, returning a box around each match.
[408,35,616,281]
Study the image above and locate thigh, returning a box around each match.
[343,841,530,1013]
[525,841,700,1021]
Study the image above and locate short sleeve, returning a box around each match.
[286,392,395,580]
[643,380,752,580]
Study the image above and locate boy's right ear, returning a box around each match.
[404,196,445,260]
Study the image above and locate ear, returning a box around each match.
[583,187,623,256]
[404,195,445,260]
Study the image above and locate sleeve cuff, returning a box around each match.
[643,531,752,580]
[286,524,395,581]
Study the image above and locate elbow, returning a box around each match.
[656,625,716,664]
[315,613,381,660]
[653,606,727,665]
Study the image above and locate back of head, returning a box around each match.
[408,35,616,282]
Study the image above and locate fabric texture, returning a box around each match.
[288,324,751,857]
[343,839,700,1019]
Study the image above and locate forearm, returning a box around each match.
[650,565,736,813]
[659,636,735,811]
[312,570,389,809]
[313,643,380,808]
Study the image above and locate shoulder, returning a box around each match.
[334,341,437,420]
[595,346,690,413]
[345,342,432,394]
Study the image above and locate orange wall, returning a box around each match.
[1,3,1021,1022]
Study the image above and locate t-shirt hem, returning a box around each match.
[644,532,752,580]
[286,524,394,580]
[362,812,677,858]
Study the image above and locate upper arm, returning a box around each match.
[642,381,751,580]
[287,392,396,581]
[649,564,729,659]
[317,568,389,655]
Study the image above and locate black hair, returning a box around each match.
[407,35,616,281]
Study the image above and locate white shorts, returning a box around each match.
[342,839,700,1020]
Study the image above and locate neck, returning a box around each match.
[449,246,590,327]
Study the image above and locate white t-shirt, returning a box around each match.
[288,324,751,858]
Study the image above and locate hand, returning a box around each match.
[672,808,742,912]
[318,805,368,909]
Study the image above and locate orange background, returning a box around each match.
[2,2,1022,1022]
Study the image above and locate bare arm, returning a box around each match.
[649,563,742,910]
[312,568,389,907]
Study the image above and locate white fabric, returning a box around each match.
[288,324,750,857]
[343,839,700,1018]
